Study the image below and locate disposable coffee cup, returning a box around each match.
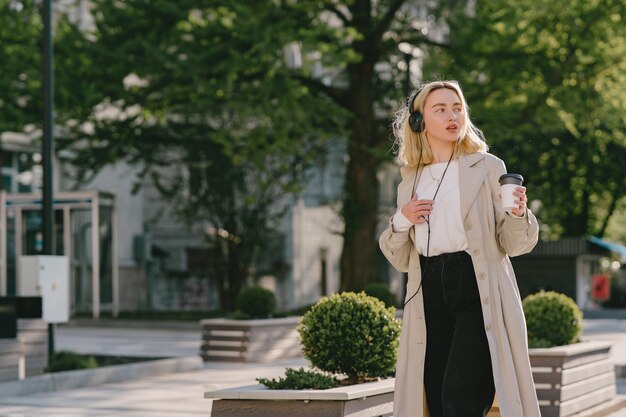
[499,173,524,212]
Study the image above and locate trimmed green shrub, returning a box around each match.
[363,282,395,308]
[46,351,98,372]
[235,286,276,319]
[523,291,583,348]
[528,338,553,349]
[298,291,401,384]
[257,367,339,389]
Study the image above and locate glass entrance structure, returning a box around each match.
[0,190,118,318]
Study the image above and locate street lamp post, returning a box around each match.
[42,0,55,357]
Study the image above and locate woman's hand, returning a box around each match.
[401,195,433,224]
[510,186,528,217]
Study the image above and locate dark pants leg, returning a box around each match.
[421,252,495,417]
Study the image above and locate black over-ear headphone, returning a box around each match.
[408,92,424,133]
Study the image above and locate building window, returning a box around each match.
[0,150,42,193]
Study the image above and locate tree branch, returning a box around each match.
[373,0,407,45]
[290,72,351,109]
[324,3,351,26]
[396,33,450,49]
[597,192,618,238]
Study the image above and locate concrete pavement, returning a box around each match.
[55,323,200,358]
[0,317,625,416]
[0,358,307,417]
[582,319,626,377]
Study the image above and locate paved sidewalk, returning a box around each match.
[0,358,307,417]
[55,324,200,358]
[582,319,626,376]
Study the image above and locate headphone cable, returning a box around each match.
[403,150,455,307]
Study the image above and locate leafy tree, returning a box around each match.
[56,0,445,296]
[0,0,42,133]
[55,0,345,309]
[0,0,44,188]
[260,1,434,291]
[422,0,626,238]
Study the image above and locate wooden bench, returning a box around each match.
[200,317,301,362]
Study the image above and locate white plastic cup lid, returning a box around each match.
[499,173,524,185]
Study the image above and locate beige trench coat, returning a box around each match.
[379,152,541,417]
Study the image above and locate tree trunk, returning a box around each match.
[226,242,244,311]
[340,144,380,291]
[340,43,380,291]
[597,193,617,238]
[216,240,245,312]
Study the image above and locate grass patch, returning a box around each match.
[46,351,159,373]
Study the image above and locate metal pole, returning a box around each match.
[111,196,119,317]
[42,0,55,357]
[91,193,100,319]
[0,191,6,295]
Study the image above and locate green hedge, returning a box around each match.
[235,286,276,319]
[257,367,338,389]
[46,351,98,372]
[298,291,401,384]
[523,290,583,348]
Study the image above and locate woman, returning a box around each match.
[379,80,541,417]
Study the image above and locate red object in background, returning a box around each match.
[591,274,610,301]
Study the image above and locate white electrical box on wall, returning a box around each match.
[18,256,70,324]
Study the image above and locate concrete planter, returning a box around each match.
[17,319,48,377]
[205,378,394,417]
[0,339,21,382]
[529,341,617,417]
[0,320,47,382]
[199,317,301,362]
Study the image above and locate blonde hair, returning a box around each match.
[392,80,488,167]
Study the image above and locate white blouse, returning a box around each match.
[392,160,469,256]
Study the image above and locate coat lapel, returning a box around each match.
[459,152,488,219]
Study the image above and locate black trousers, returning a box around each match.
[420,251,495,417]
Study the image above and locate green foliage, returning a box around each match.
[297,292,401,384]
[425,0,626,239]
[363,282,395,308]
[528,338,554,349]
[604,198,626,245]
[257,367,339,390]
[46,352,153,373]
[52,0,435,296]
[53,0,349,310]
[46,351,98,373]
[235,286,277,319]
[523,291,583,347]
[0,0,44,133]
